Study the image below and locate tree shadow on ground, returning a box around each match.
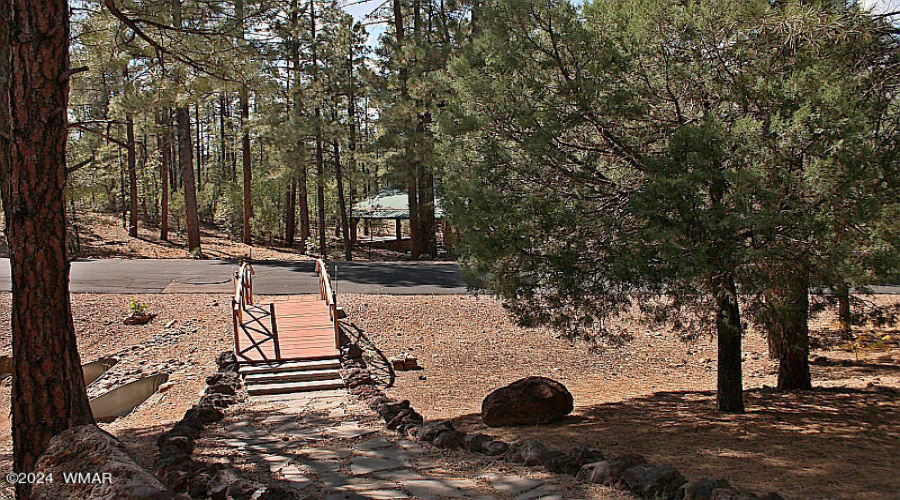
[341,322,395,389]
[114,421,171,471]
[452,387,900,499]
[192,403,375,496]
[118,405,350,496]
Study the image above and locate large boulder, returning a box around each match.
[33,424,181,500]
[481,376,574,427]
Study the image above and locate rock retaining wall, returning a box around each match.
[338,343,785,500]
[154,351,296,500]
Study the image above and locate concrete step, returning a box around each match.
[238,358,341,375]
[246,378,346,396]
[243,368,342,385]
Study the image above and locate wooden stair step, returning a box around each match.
[244,368,342,384]
[239,358,341,375]
[246,379,346,396]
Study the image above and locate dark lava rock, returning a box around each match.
[509,439,556,466]
[577,454,649,485]
[186,403,224,425]
[158,434,194,456]
[419,420,455,442]
[710,488,783,500]
[621,464,687,499]
[33,424,182,500]
[377,399,411,422]
[463,433,493,453]
[676,478,732,500]
[215,351,239,372]
[432,429,466,449]
[546,445,604,475]
[483,440,510,456]
[481,376,573,427]
[341,344,364,361]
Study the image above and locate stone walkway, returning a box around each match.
[207,389,581,500]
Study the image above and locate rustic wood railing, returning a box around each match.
[315,258,341,349]
[232,260,280,361]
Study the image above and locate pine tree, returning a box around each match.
[442,0,900,411]
[0,1,96,488]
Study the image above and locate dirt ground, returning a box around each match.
[0,293,232,490]
[0,210,418,262]
[65,211,311,261]
[0,292,897,499]
[340,294,900,500]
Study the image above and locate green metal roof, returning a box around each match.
[352,189,445,220]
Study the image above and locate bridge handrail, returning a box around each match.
[315,258,340,348]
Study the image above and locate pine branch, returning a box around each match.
[68,123,128,148]
[101,0,241,83]
[66,156,95,175]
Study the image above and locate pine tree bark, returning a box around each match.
[310,0,326,256]
[171,0,201,255]
[299,167,310,246]
[411,0,433,258]
[176,107,201,254]
[333,142,352,260]
[392,0,422,258]
[836,283,852,340]
[770,260,813,391]
[195,102,202,191]
[157,111,170,241]
[713,272,745,413]
[126,113,138,238]
[0,0,96,486]
[285,178,297,246]
[241,87,252,245]
[237,0,252,245]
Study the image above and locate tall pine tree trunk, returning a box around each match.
[156,112,170,241]
[285,178,297,246]
[241,88,252,245]
[289,0,310,250]
[171,0,200,255]
[311,0,326,256]
[176,107,201,254]
[769,259,813,390]
[346,38,357,261]
[713,271,745,413]
[407,171,420,257]
[836,283,852,340]
[237,0,252,245]
[195,102,202,191]
[299,166,310,248]
[126,113,138,238]
[392,0,422,258]
[333,141,351,260]
[0,1,95,485]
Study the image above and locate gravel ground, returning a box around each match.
[0,292,897,499]
[0,293,232,479]
[341,294,900,500]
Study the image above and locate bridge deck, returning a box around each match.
[236,295,339,362]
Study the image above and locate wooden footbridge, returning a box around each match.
[232,259,346,395]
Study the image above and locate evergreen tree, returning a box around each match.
[442,0,900,410]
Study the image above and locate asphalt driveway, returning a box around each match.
[0,259,469,295]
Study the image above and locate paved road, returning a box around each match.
[0,258,469,295]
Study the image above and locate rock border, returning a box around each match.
[338,343,785,500]
[154,351,295,500]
